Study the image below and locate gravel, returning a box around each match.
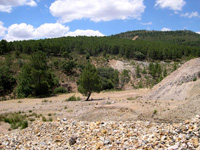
[0,115,200,149]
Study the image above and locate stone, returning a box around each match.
[180,143,187,149]
[103,140,110,145]
[102,130,107,134]
[185,120,190,124]
[96,121,101,126]
[116,141,121,144]
[69,137,77,146]
[185,134,190,140]
[96,143,101,149]
[1,115,200,149]
[191,137,199,148]
[0,145,5,149]
[54,135,63,142]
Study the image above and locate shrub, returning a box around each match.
[127,97,138,100]
[42,116,47,122]
[49,118,53,122]
[153,109,157,114]
[0,113,28,129]
[53,87,68,94]
[29,118,35,122]
[42,99,48,103]
[66,95,81,101]
[193,77,197,81]
[21,120,28,129]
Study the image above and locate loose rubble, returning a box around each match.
[0,115,200,149]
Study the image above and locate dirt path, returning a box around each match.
[0,88,191,124]
[0,89,147,114]
[1,87,199,135]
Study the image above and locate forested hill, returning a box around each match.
[0,30,200,61]
[112,30,200,46]
[0,30,200,98]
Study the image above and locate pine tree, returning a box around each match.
[136,65,141,78]
[120,69,130,89]
[16,51,58,98]
[78,63,101,101]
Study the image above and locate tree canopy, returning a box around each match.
[16,51,58,98]
[0,66,16,96]
[78,63,101,101]
[0,30,199,61]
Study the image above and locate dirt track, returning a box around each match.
[0,88,193,129]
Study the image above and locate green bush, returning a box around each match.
[42,116,47,122]
[1,113,28,129]
[49,117,53,122]
[21,120,28,129]
[153,109,157,115]
[193,77,197,81]
[53,87,67,94]
[42,99,48,103]
[66,95,81,101]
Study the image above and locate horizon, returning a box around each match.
[0,0,199,41]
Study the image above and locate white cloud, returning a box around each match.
[161,28,171,31]
[5,23,35,41]
[66,29,104,37]
[0,5,12,13]
[196,32,200,34]
[141,22,152,25]
[0,0,37,13]
[0,21,7,37]
[155,0,186,11]
[3,22,104,41]
[181,11,199,18]
[34,23,69,38]
[50,0,146,23]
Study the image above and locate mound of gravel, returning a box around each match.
[144,58,200,101]
[1,116,200,149]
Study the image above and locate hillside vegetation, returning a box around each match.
[0,30,200,98]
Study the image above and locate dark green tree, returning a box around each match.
[16,51,58,98]
[149,63,156,78]
[0,40,8,54]
[0,66,16,96]
[136,65,141,78]
[78,63,101,101]
[61,60,76,75]
[163,68,167,77]
[120,69,130,89]
[97,67,119,90]
[173,63,177,71]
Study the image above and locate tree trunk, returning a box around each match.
[85,92,91,101]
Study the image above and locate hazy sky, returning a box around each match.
[0,0,199,41]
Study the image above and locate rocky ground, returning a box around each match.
[0,58,200,149]
[1,115,200,149]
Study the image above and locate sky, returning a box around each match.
[0,0,199,41]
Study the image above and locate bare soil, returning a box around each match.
[0,88,195,133]
[1,58,199,134]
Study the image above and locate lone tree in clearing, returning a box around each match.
[78,63,101,101]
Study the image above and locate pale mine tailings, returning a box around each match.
[144,58,200,101]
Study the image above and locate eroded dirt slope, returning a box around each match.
[144,58,200,101]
